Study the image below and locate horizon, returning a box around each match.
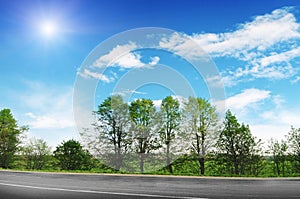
[1,0,300,147]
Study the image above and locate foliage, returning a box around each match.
[53,139,93,170]
[129,98,160,173]
[87,95,131,171]
[159,96,181,173]
[183,97,218,175]
[217,110,262,175]
[0,108,27,168]
[22,137,52,170]
[287,126,300,173]
[268,138,288,176]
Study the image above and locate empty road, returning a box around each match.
[0,170,300,198]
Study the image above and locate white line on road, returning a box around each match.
[0,182,208,199]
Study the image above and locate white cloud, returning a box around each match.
[291,76,300,84]
[205,75,225,88]
[21,81,75,130]
[193,7,300,57]
[79,69,114,83]
[25,112,73,129]
[152,99,162,108]
[158,7,300,84]
[149,56,160,66]
[259,47,300,67]
[111,90,147,97]
[93,42,138,68]
[159,32,208,60]
[216,88,271,113]
[92,43,160,69]
[250,124,289,142]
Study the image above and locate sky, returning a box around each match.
[1,0,300,148]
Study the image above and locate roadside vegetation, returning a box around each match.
[1,96,300,177]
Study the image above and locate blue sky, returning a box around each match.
[1,0,300,147]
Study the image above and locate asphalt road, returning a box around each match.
[0,170,300,199]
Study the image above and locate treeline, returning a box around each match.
[1,96,300,177]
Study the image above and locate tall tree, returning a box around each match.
[217,110,259,175]
[0,108,27,168]
[54,139,93,170]
[159,96,181,173]
[88,95,131,171]
[183,97,218,175]
[129,98,159,173]
[287,126,300,173]
[268,138,288,176]
[22,137,51,170]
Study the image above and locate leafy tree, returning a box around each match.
[268,138,288,176]
[287,126,300,173]
[86,95,131,171]
[0,108,27,168]
[54,139,93,170]
[183,97,218,175]
[217,110,260,175]
[22,137,51,170]
[159,96,181,173]
[129,98,159,173]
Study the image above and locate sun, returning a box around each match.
[40,21,57,37]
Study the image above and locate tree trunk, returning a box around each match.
[166,143,173,173]
[199,156,205,175]
[200,132,205,175]
[233,155,239,175]
[140,153,144,173]
[1,155,7,169]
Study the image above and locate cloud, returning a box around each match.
[78,69,114,83]
[197,7,300,83]
[21,81,75,130]
[291,76,300,84]
[149,56,160,65]
[158,7,300,85]
[193,7,300,57]
[93,42,138,68]
[216,88,271,113]
[92,42,160,69]
[159,32,208,60]
[25,112,73,129]
[111,90,147,97]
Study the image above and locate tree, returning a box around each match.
[183,97,218,175]
[129,98,159,173]
[268,138,288,176]
[54,139,93,170]
[22,137,51,170]
[0,108,27,168]
[217,110,260,175]
[159,96,181,173]
[287,126,300,173]
[86,95,131,171]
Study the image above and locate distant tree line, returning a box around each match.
[1,97,300,177]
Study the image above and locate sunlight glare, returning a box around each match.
[40,21,57,37]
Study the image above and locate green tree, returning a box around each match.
[0,108,27,168]
[54,139,93,170]
[287,126,300,173]
[217,110,260,175]
[159,96,181,173]
[183,97,218,175]
[22,137,51,170]
[86,95,131,171]
[129,98,159,173]
[268,138,288,176]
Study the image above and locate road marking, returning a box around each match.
[0,182,208,199]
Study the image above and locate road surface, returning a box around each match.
[0,170,300,198]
